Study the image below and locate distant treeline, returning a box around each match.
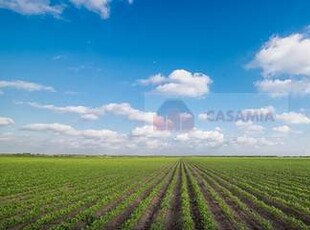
[0,153,309,158]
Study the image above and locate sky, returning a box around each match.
[0,0,310,155]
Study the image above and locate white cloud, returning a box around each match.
[142,139,166,149]
[3,120,307,154]
[22,123,125,143]
[0,0,133,19]
[250,33,310,77]
[138,74,166,85]
[276,112,310,124]
[104,103,155,123]
[0,116,15,126]
[70,0,133,19]
[25,102,155,123]
[255,79,310,97]
[235,120,265,133]
[23,123,171,151]
[273,125,291,133]
[235,136,257,145]
[139,69,212,97]
[250,30,310,98]
[175,128,224,147]
[27,102,101,119]
[23,123,75,134]
[0,133,14,141]
[27,102,93,114]
[234,136,278,146]
[0,80,55,92]
[81,114,99,120]
[198,113,208,121]
[0,0,63,16]
[70,0,110,19]
[130,126,224,150]
[130,125,171,149]
[242,106,275,115]
[131,125,171,138]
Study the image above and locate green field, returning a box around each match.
[1,156,310,229]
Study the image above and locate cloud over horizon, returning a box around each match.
[0,116,15,126]
[24,101,155,123]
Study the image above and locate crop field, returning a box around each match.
[0,156,310,230]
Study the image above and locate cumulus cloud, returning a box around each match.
[250,33,310,77]
[0,0,133,19]
[235,136,257,145]
[250,30,310,98]
[235,120,265,133]
[234,136,279,146]
[22,123,125,143]
[70,0,110,19]
[242,106,275,115]
[198,113,208,121]
[0,116,15,126]
[22,123,173,151]
[0,80,55,92]
[0,132,14,141]
[130,125,171,149]
[139,69,212,97]
[255,79,310,97]
[23,123,75,134]
[138,74,166,86]
[130,126,224,150]
[25,101,155,123]
[273,125,291,133]
[70,0,133,19]
[28,102,94,114]
[131,125,171,138]
[26,102,101,120]
[104,103,155,123]
[0,0,64,16]
[276,112,310,124]
[175,128,224,147]
[81,114,99,120]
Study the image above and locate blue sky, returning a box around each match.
[0,0,310,155]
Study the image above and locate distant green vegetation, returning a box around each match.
[0,156,310,229]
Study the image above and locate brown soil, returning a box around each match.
[103,167,173,230]
[238,182,310,226]
[165,162,183,230]
[183,164,206,230]
[133,164,178,230]
[187,165,237,230]
[192,164,288,230]
[189,163,264,230]
[72,168,170,230]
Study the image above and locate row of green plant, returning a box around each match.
[183,163,217,230]
[180,162,195,230]
[192,162,309,230]
[188,162,273,230]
